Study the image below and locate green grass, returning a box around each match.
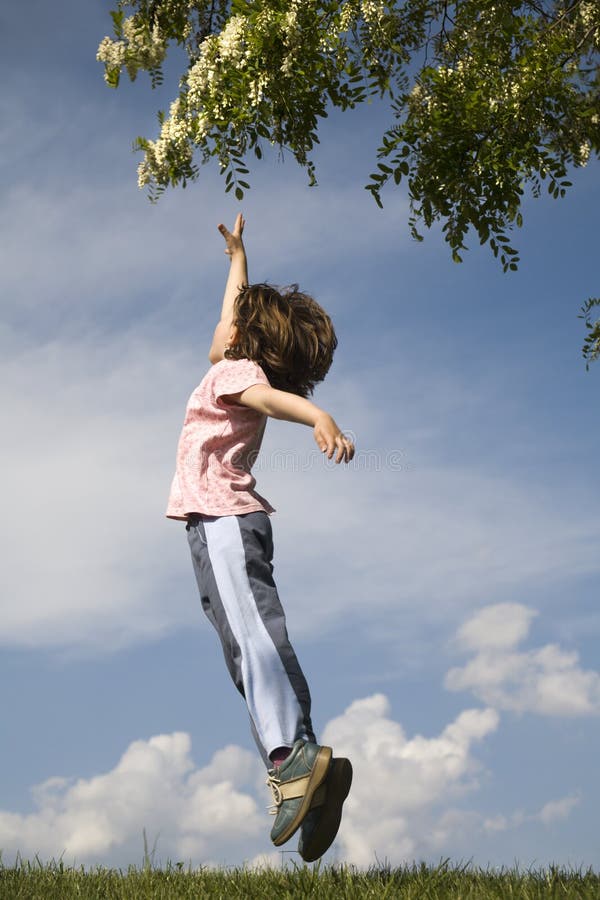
[1,861,599,900]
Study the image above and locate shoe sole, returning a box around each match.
[272,745,333,846]
[298,757,353,862]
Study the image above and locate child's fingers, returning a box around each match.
[316,426,354,463]
[319,434,335,458]
[217,222,236,256]
[218,218,244,255]
[335,435,355,464]
[233,212,245,236]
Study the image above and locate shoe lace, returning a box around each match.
[265,771,283,815]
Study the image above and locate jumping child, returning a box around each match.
[166,213,354,861]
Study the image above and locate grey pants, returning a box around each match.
[186,510,315,767]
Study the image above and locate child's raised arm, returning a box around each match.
[217,213,248,325]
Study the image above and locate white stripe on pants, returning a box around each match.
[187,512,314,763]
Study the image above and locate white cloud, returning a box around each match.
[455,603,538,651]
[445,604,600,716]
[1,698,500,869]
[321,694,499,866]
[483,793,581,832]
[0,694,584,869]
[245,850,282,870]
[0,734,266,868]
[537,793,581,826]
[483,813,512,833]
[0,330,201,650]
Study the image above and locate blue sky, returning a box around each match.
[1,0,599,871]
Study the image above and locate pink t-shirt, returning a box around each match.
[166,358,275,519]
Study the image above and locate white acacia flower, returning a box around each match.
[137,159,151,188]
[281,55,295,75]
[187,36,220,103]
[361,0,386,28]
[580,1,598,30]
[319,37,337,52]
[578,141,591,166]
[410,82,432,108]
[285,8,300,33]
[121,15,166,68]
[194,114,209,140]
[340,2,359,32]
[249,74,268,105]
[218,15,248,64]
[96,36,126,70]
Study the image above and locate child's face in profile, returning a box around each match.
[209,316,238,364]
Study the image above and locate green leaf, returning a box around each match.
[365,185,384,208]
[110,9,124,34]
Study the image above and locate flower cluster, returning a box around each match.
[577,141,591,166]
[281,1,307,72]
[339,1,359,32]
[137,97,195,188]
[138,7,278,186]
[97,14,167,85]
[102,0,405,192]
[186,35,221,106]
[580,0,600,40]
[122,16,167,76]
[360,0,387,28]
[217,15,249,65]
[96,36,126,80]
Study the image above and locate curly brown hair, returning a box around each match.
[224,283,337,397]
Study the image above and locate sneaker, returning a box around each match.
[266,739,332,846]
[297,757,353,862]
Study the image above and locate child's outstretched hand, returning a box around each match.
[314,413,355,464]
[217,213,245,258]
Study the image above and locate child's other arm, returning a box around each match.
[234,384,355,464]
[217,213,248,324]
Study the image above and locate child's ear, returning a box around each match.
[228,324,239,346]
